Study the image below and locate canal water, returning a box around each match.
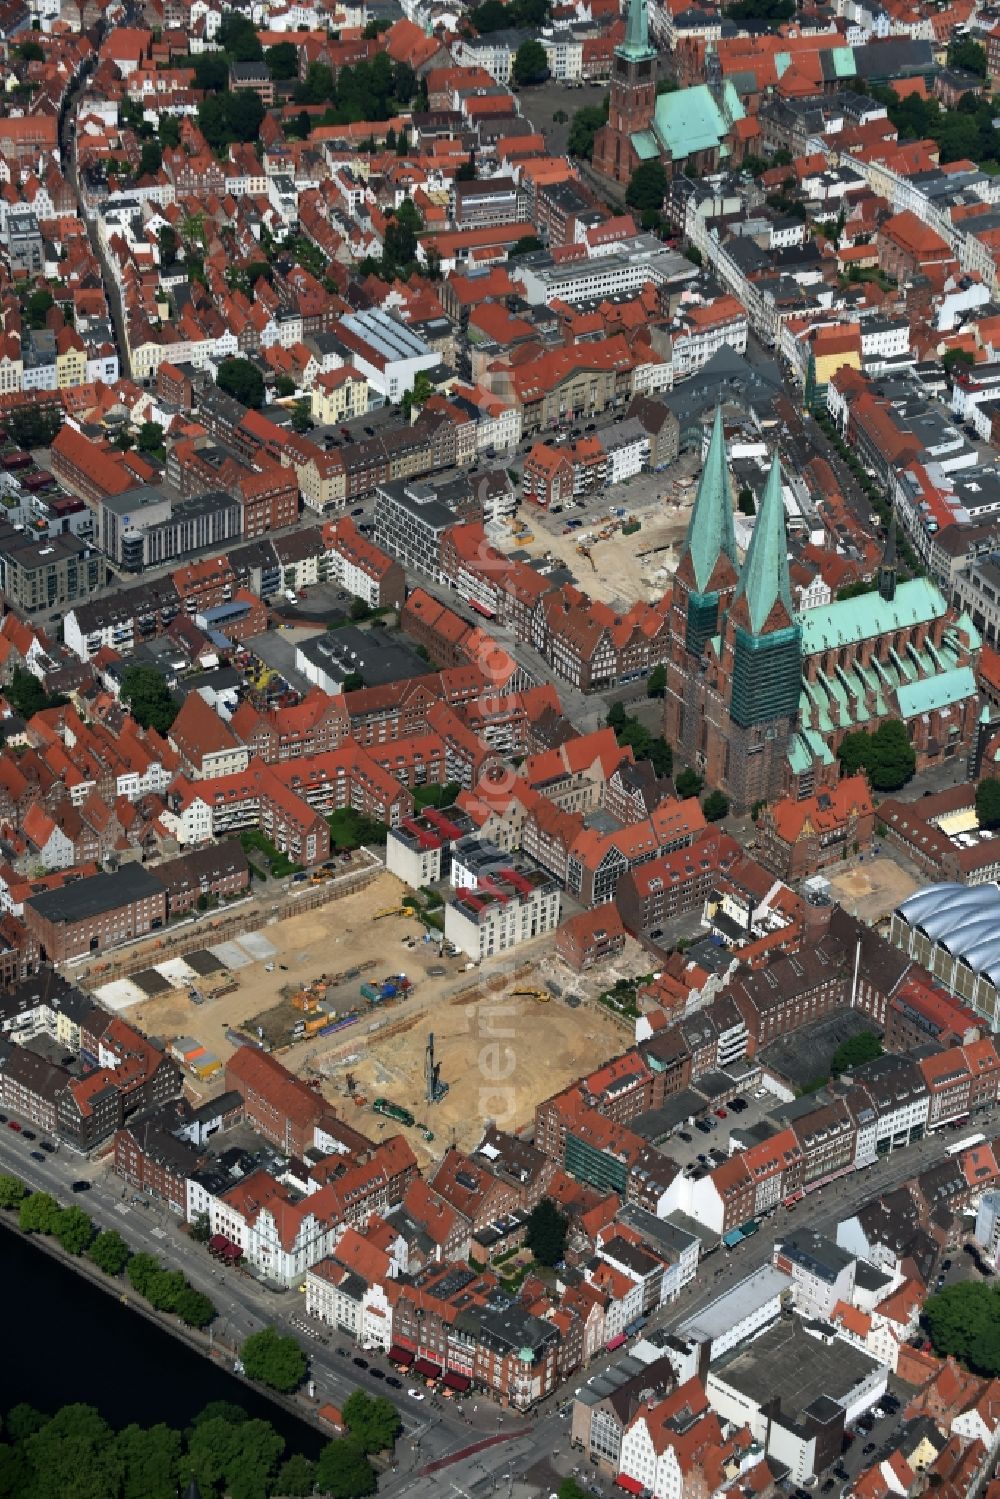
[0,1228,322,1455]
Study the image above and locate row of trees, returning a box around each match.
[1,1177,217,1330]
[0,1397,365,1499]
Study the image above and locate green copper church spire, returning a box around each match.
[734,453,793,635]
[682,405,739,593]
[618,0,657,62]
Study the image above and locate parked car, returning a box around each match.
[40,1141,55,1153]
[30,1151,44,1163]
[71,1180,90,1192]
[7,1120,21,1132]
[21,1129,35,1140]
[386,1376,402,1389]
[715,1108,727,1119]
[370,1367,385,1380]
[352,1357,368,1369]
[678,1131,692,1142]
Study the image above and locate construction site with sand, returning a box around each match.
[91,869,628,1167]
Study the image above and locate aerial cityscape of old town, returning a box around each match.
[5,0,1000,1494]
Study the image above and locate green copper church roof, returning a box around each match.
[652,84,743,161]
[733,455,793,635]
[897,665,977,720]
[797,577,948,655]
[631,129,661,160]
[617,0,657,62]
[683,405,738,593]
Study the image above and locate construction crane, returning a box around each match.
[513,988,550,1003]
[373,906,415,920]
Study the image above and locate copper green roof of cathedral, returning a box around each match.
[733,454,794,635]
[618,0,657,62]
[683,404,738,594]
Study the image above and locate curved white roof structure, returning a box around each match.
[897,882,1000,985]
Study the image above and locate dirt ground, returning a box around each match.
[125,873,627,1161]
[527,507,691,608]
[503,481,696,609]
[317,981,626,1168]
[825,857,920,927]
[128,873,463,1067]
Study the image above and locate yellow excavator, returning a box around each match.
[373,906,415,920]
[513,987,550,1003]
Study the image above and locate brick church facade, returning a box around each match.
[664,413,982,813]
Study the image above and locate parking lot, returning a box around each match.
[658,1084,781,1173]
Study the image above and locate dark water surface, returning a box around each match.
[0,1227,322,1454]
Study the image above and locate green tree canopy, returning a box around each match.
[675,767,704,798]
[948,37,987,76]
[217,356,265,409]
[126,1252,162,1298]
[23,1404,121,1499]
[5,668,67,720]
[265,41,299,78]
[114,1422,183,1499]
[725,0,794,19]
[26,287,53,329]
[6,1404,47,1442]
[192,53,229,91]
[702,790,729,822]
[139,140,162,178]
[175,1286,217,1328]
[647,663,667,698]
[341,1392,402,1455]
[830,1031,883,1076]
[0,1174,27,1209]
[924,1281,1000,1374]
[525,1198,568,1266]
[626,160,667,214]
[158,114,181,148]
[275,1454,316,1496]
[54,1205,95,1256]
[241,1327,307,1392]
[977,778,1000,829]
[158,224,178,265]
[19,1191,61,1235]
[8,405,61,449]
[185,1413,284,1499]
[137,420,165,454]
[120,665,179,735]
[513,39,548,85]
[219,11,263,60]
[314,1438,377,1499]
[943,347,975,375]
[568,101,608,159]
[88,1229,132,1277]
[509,234,543,259]
[837,719,915,791]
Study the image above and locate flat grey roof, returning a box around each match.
[710,1318,881,1417]
[678,1264,790,1346]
